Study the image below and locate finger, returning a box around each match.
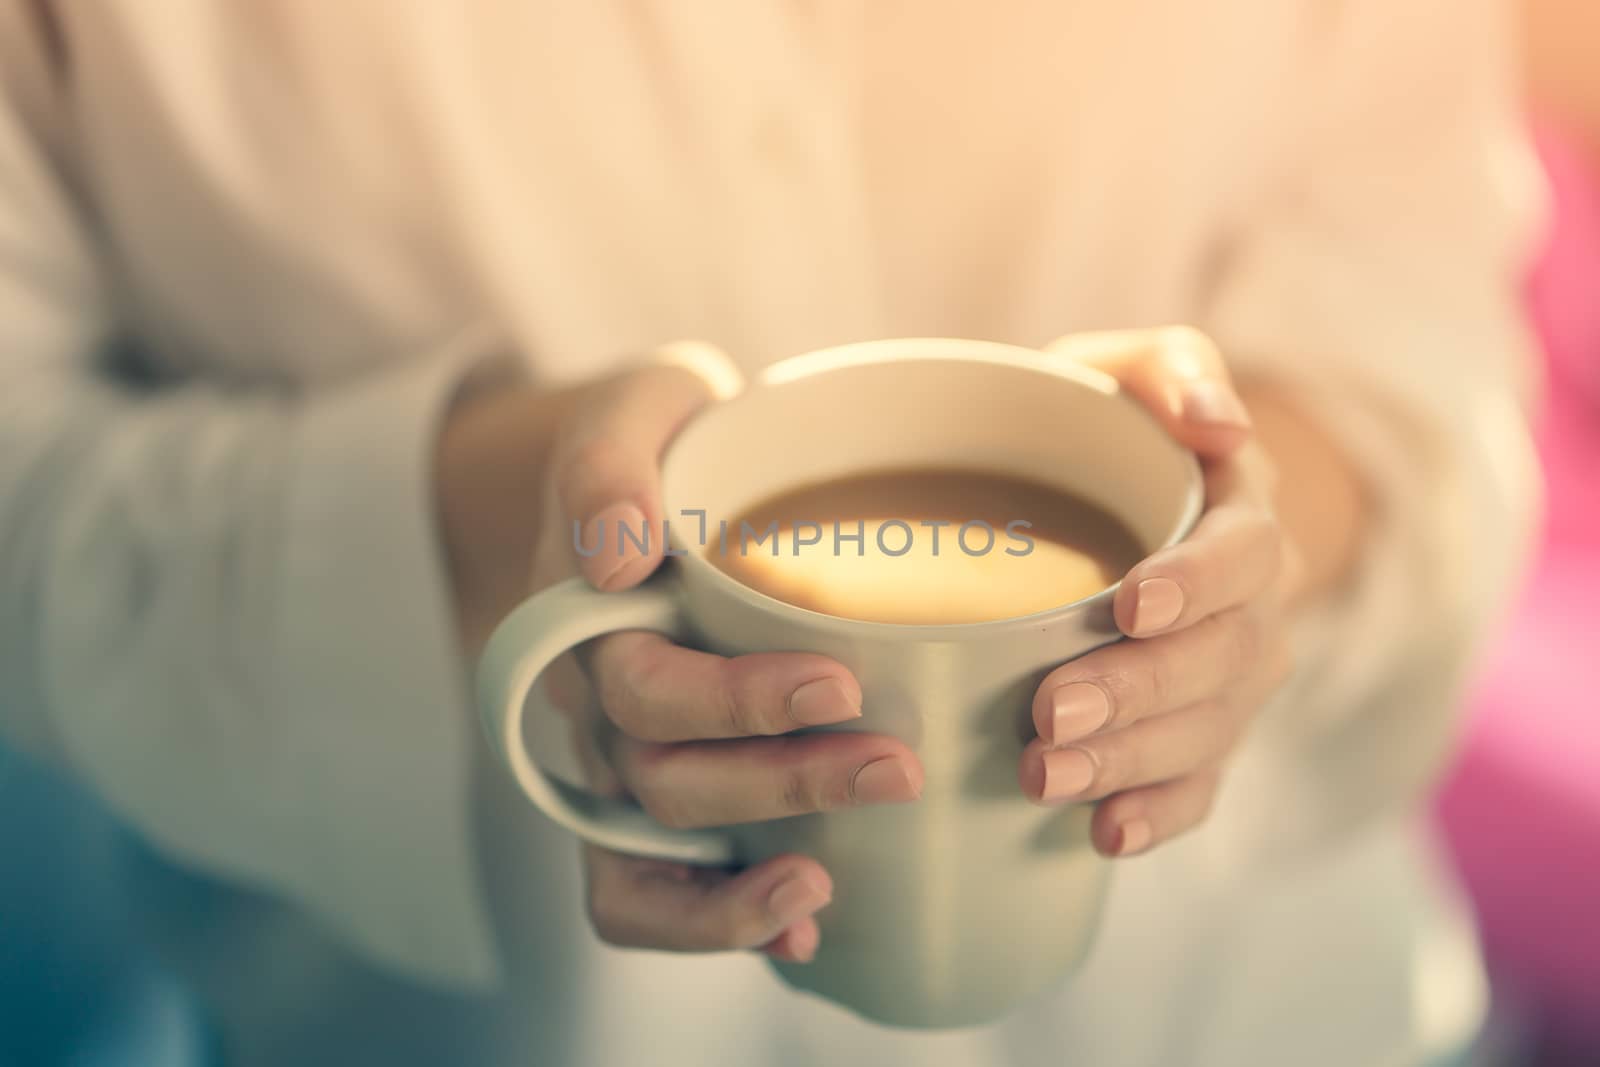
[563,709,627,797]
[1044,325,1250,459]
[543,651,592,717]
[1031,605,1274,746]
[650,338,747,402]
[610,731,923,829]
[555,356,725,591]
[1019,695,1251,805]
[540,653,626,794]
[1089,768,1224,857]
[1113,485,1282,638]
[584,846,832,954]
[587,631,862,741]
[1202,439,1279,509]
[761,918,821,964]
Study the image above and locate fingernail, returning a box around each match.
[1132,577,1184,634]
[850,757,921,805]
[1050,683,1110,744]
[586,502,650,590]
[1180,380,1251,430]
[1040,747,1097,802]
[788,678,861,727]
[767,874,831,925]
[1116,818,1153,856]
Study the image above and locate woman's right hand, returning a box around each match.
[438,351,924,963]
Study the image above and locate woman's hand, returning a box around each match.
[1020,327,1300,857]
[440,346,923,966]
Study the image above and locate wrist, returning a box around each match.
[1236,380,1369,604]
[435,382,574,653]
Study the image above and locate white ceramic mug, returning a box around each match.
[478,339,1203,1028]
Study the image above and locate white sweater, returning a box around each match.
[0,1,1540,1064]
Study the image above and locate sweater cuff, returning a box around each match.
[272,323,515,988]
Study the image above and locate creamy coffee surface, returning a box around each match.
[707,468,1143,625]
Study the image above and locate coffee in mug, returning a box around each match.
[711,467,1143,625]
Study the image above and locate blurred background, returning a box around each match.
[1432,0,1600,1062]
[2,1,1597,1065]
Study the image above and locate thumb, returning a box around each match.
[554,342,742,591]
[1044,326,1251,460]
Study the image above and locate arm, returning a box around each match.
[1201,0,1542,851]
[1021,0,1540,861]
[0,30,517,987]
[0,31,899,975]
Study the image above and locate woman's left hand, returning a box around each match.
[1019,327,1300,857]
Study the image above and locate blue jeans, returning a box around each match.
[0,747,215,1067]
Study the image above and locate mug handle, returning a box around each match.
[476,575,737,866]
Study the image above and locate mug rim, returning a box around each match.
[662,338,1206,640]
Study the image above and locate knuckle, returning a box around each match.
[624,738,672,781]
[1137,656,1174,717]
[1086,740,1130,795]
[564,435,632,489]
[712,660,758,737]
[636,784,694,830]
[779,764,824,816]
[1097,664,1142,726]
[627,747,695,828]
[605,654,662,739]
